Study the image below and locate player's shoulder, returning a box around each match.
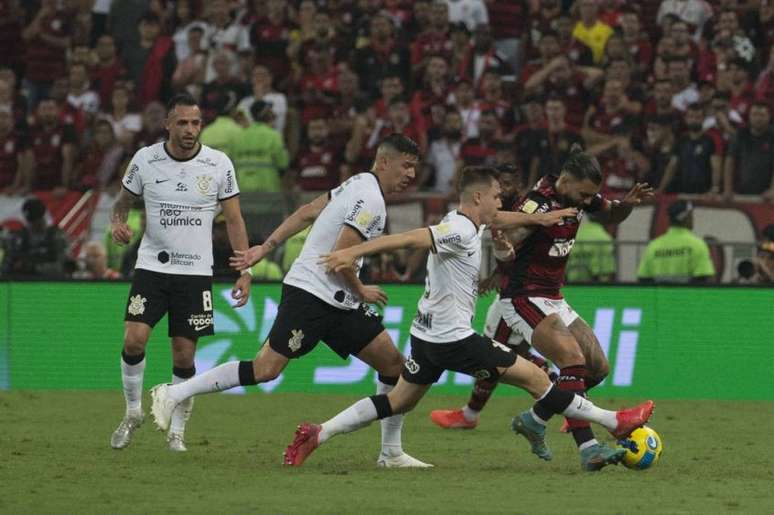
[131,142,160,162]
[340,172,385,202]
[197,144,233,169]
[439,210,479,238]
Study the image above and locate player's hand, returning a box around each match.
[539,207,578,226]
[231,273,251,308]
[318,249,357,273]
[478,271,502,295]
[357,284,388,307]
[111,222,133,245]
[621,182,655,207]
[490,228,512,251]
[230,244,267,271]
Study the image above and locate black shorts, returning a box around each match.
[402,333,518,385]
[124,268,214,338]
[268,284,386,359]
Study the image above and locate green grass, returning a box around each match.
[1,392,773,514]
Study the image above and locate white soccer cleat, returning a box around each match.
[150,383,178,432]
[110,412,144,449]
[167,432,187,452]
[377,452,434,468]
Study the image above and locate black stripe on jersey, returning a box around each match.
[343,222,368,241]
[163,141,202,162]
[428,227,438,254]
[122,184,141,197]
[506,232,537,295]
[218,192,240,202]
[365,171,386,200]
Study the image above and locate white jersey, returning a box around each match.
[411,210,484,343]
[122,142,239,276]
[284,172,386,310]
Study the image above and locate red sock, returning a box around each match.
[557,365,596,447]
[467,378,499,412]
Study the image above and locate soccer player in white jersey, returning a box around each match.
[282,166,654,467]
[150,135,434,468]
[110,93,252,452]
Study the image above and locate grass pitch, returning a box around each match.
[1,391,773,515]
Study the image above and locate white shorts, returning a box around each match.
[499,296,579,345]
[483,294,525,348]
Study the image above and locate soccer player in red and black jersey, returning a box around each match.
[431,145,654,471]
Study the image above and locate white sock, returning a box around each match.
[578,439,599,451]
[562,395,618,431]
[462,405,480,422]
[319,397,378,444]
[121,354,145,415]
[169,372,194,435]
[168,361,240,404]
[377,380,403,457]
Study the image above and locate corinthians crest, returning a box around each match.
[127,295,147,316]
[195,175,213,195]
[288,329,304,353]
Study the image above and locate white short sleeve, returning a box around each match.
[342,190,386,240]
[429,218,472,256]
[217,155,240,200]
[122,150,144,196]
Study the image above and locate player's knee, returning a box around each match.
[594,358,610,380]
[123,333,148,355]
[557,345,585,367]
[253,359,282,382]
[388,394,417,415]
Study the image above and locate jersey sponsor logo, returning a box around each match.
[404,358,420,374]
[187,313,214,331]
[125,164,139,184]
[490,339,511,353]
[127,294,147,316]
[345,199,366,223]
[434,223,451,235]
[155,178,170,184]
[473,369,491,380]
[414,310,433,329]
[364,214,383,235]
[148,153,167,164]
[548,238,576,257]
[159,206,203,228]
[195,175,214,195]
[176,182,188,192]
[521,200,539,214]
[438,233,462,246]
[196,157,217,167]
[171,252,202,267]
[288,329,304,353]
[654,247,692,258]
[224,170,235,194]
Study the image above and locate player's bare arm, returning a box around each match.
[329,225,395,307]
[230,192,329,270]
[595,182,655,224]
[490,207,578,230]
[221,196,251,308]
[320,228,432,274]
[110,186,136,245]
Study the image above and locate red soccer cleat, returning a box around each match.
[610,400,655,440]
[559,419,570,433]
[283,423,321,466]
[430,409,478,429]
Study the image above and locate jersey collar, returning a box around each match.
[456,210,480,231]
[366,171,386,199]
[163,141,203,162]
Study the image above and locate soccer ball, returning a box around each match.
[617,426,663,470]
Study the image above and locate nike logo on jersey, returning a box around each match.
[155,179,170,184]
[467,251,476,257]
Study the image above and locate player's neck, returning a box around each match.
[165,140,201,161]
[457,204,481,227]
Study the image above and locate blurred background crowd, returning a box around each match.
[0,0,772,284]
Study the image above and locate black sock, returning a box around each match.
[585,375,604,390]
[369,394,393,419]
[172,366,195,379]
[238,360,257,385]
[122,350,145,365]
[572,426,596,447]
[535,385,573,416]
[377,374,398,386]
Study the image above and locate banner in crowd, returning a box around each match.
[1,282,772,400]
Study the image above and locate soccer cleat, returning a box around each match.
[610,400,655,440]
[559,419,570,433]
[429,409,478,429]
[110,412,144,449]
[167,432,187,452]
[511,411,553,461]
[283,423,321,466]
[150,383,179,432]
[377,452,434,468]
[580,443,627,471]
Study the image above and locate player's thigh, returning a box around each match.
[531,313,584,367]
[498,356,552,399]
[252,339,290,381]
[400,336,447,386]
[568,317,609,377]
[266,284,328,359]
[386,376,432,415]
[325,303,390,364]
[167,274,214,339]
[123,269,169,350]
[171,336,197,368]
[123,321,152,352]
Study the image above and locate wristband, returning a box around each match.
[241,267,254,277]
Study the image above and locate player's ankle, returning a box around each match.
[462,405,480,422]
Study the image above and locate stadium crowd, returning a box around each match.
[0,0,772,283]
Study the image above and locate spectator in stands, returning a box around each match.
[248,0,294,89]
[102,84,142,150]
[640,115,677,191]
[657,0,714,40]
[424,107,463,193]
[643,79,679,122]
[528,96,584,186]
[411,1,454,73]
[200,50,248,124]
[666,20,698,62]
[232,100,289,193]
[582,78,640,146]
[1,197,69,278]
[200,95,242,157]
[486,0,529,76]
[637,200,715,283]
[125,12,176,108]
[170,0,208,62]
[660,103,721,193]
[754,45,774,112]
[368,74,406,125]
[460,109,499,167]
[73,241,121,280]
[668,56,700,112]
[457,23,511,90]
[21,0,71,110]
[555,13,594,67]
[23,98,76,191]
[171,26,208,96]
[478,69,513,131]
[450,78,480,139]
[66,62,100,117]
[351,13,411,101]
[411,55,451,130]
[724,101,774,199]
[0,108,27,193]
[0,69,28,130]
[296,42,341,124]
[605,58,645,112]
[237,65,288,135]
[92,34,127,109]
[572,0,614,65]
[514,95,545,183]
[444,0,488,32]
[74,119,125,191]
[135,101,166,149]
[620,8,653,76]
[290,117,344,192]
[566,213,616,283]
